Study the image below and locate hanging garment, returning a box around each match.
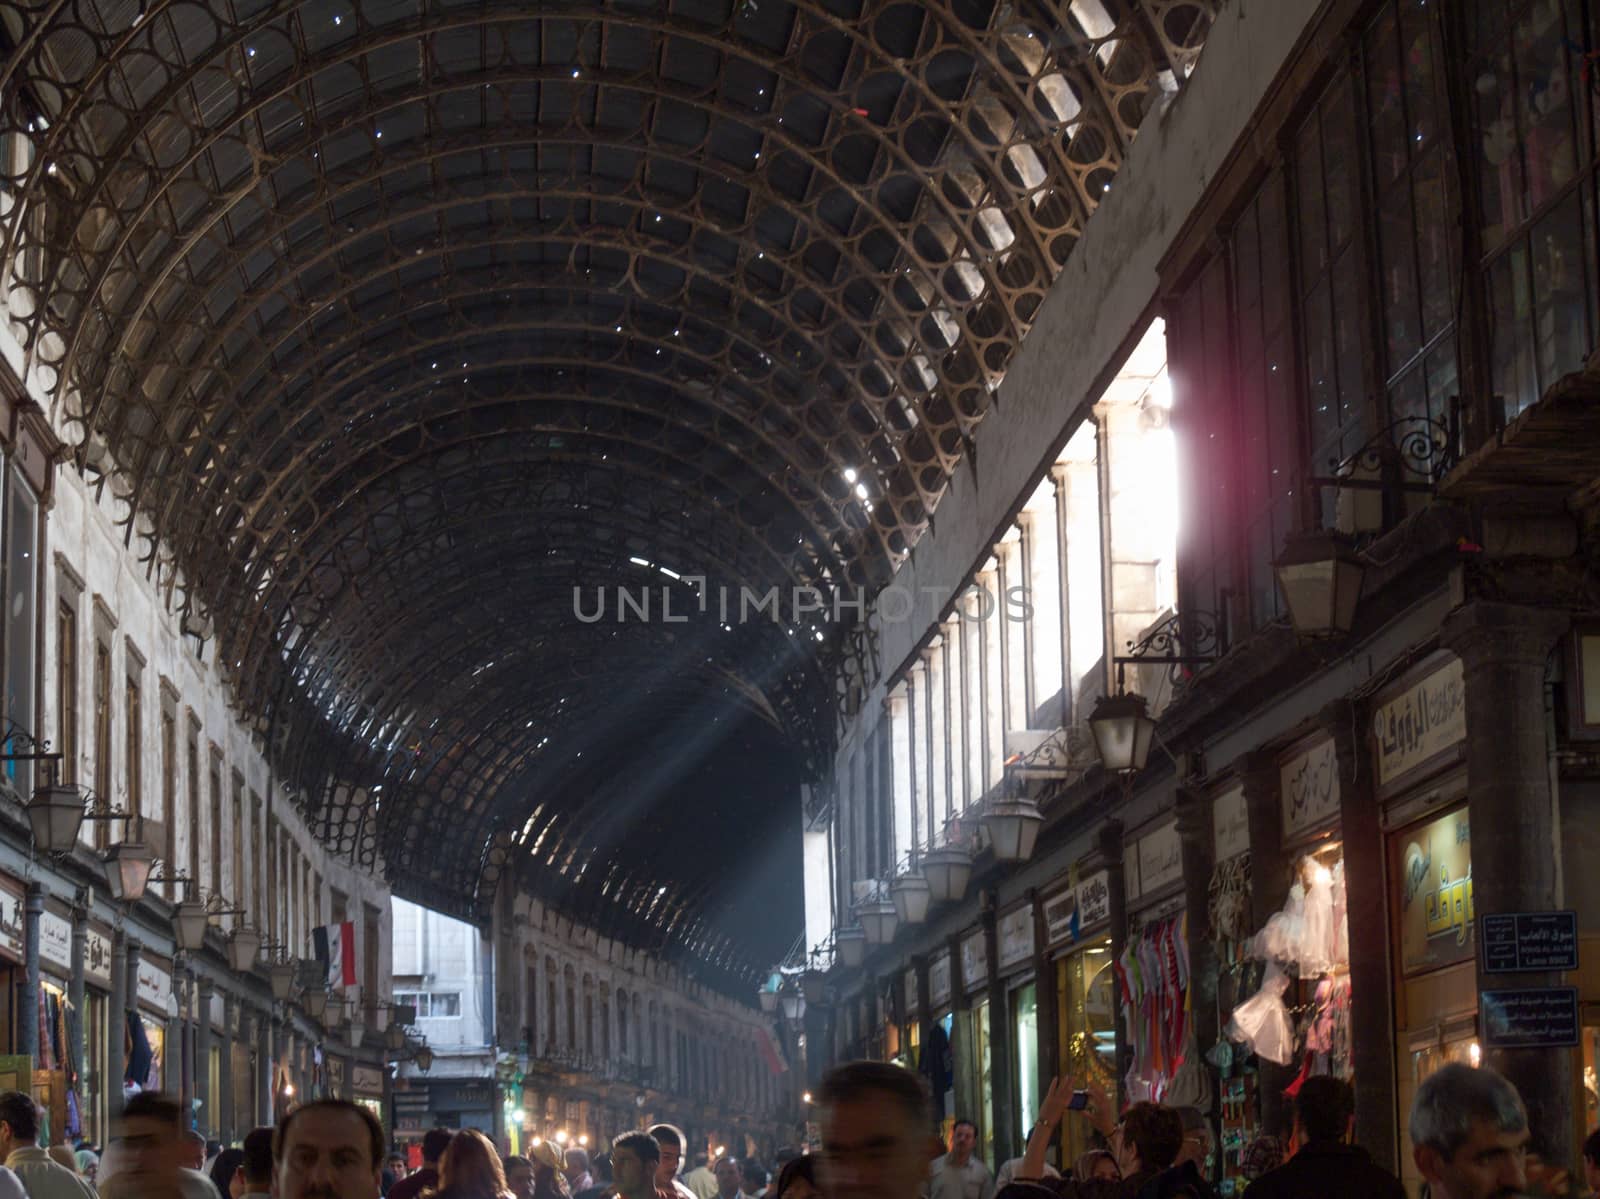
[1330,861,1349,969]
[1226,963,1294,1065]
[125,1011,153,1087]
[1297,866,1335,975]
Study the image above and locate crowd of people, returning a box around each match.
[0,1057,1588,1197]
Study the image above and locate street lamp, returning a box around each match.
[889,870,931,926]
[1088,691,1157,776]
[415,1044,434,1072]
[1273,528,1365,639]
[227,926,262,973]
[349,1012,367,1047]
[103,838,156,903]
[303,984,329,1021]
[856,899,898,946]
[268,959,297,1002]
[982,797,1043,863]
[25,779,85,851]
[758,974,780,1014]
[921,846,972,904]
[385,1022,407,1053]
[834,926,866,968]
[173,900,210,952]
[779,990,804,1022]
[801,969,827,1005]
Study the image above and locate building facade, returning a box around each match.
[805,0,1600,1191]
[0,344,396,1143]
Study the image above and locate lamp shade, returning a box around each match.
[268,960,297,1002]
[982,798,1044,863]
[349,1013,367,1046]
[801,970,827,1005]
[856,899,899,945]
[26,783,84,853]
[103,839,155,903]
[780,991,804,1021]
[921,846,973,904]
[415,1045,434,1072]
[303,984,329,1021]
[1274,529,1365,638]
[758,987,780,1014]
[385,1022,407,1052]
[1088,691,1157,775]
[227,926,262,973]
[834,926,866,969]
[173,900,210,952]
[889,872,932,925]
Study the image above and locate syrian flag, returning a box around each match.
[758,1024,789,1076]
[312,922,357,988]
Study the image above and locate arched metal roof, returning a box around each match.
[0,0,1214,986]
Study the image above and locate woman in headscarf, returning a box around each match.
[529,1141,573,1199]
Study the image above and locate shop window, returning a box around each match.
[56,599,78,787]
[4,476,36,798]
[92,640,111,848]
[1471,0,1600,419]
[1012,983,1040,1144]
[124,668,142,821]
[975,1000,994,1169]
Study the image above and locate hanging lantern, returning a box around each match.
[834,926,866,969]
[173,901,210,952]
[780,990,804,1022]
[982,798,1043,863]
[1088,692,1157,775]
[415,1045,434,1072]
[801,970,827,1005]
[385,1022,407,1053]
[889,872,932,925]
[758,972,780,1013]
[1274,528,1365,639]
[268,960,297,1002]
[227,926,262,973]
[303,984,329,1021]
[26,782,84,853]
[921,846,973,904]
[103,838,156,903]
[856,899,899,946]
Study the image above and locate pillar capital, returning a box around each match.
[1440,601,1569,671]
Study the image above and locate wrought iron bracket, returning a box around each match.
[1308,407,1461,495]
[1112,606,1230,687]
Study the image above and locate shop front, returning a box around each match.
[352,1064,386,1131]
[998,901,1037,1152]
[1042,869,1114,1171]
[1119,818,1188,1105]
[133,957,172,1097]
[926,950,954,1138]
[955,928,992,1166]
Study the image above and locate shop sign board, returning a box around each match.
[929,953,951,1007]
[960,930,986,990]
[39,912,71,974]
[0,878,23,960]
[353,1064,386,1095]
[1395,807,1474,975]
[1136,823,1182,898]
[1044,870,1113,946]
[1212,786,1248,861]
[1480,987,1580,1048]
[1280,737,1339,839]
[84,929,111,987]
[1374,656,1466,788]
[1480,911,1578,973]
[997,906,1034,970]
[136,961,172,1012]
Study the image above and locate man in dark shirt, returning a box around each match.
[387,1128,453,1199]
[1245,1077,1404,1199]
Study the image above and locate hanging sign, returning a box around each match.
[0,879,23,960]
[997,906,1034,970]
[352,1064,386,1095]
[1044,870,1112,945]
[1374,656,1466,787]
[136,961,172,1012]
[1213,786,1249,860]
[1280,736,1339,839]
[1479,911,1579,973]
[85,929,112,987]
[1480,987,1580,1049]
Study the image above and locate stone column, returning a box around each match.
[219,991,235,1143]
[109,931,127,1110]
[1442,602,1572,1164]
[256,1009,273,1126]
[1096,820,1130,1108]
[1236,751,1293,1139]
[196,976,214,1137]
[1324,697,1400,1171]
[1175,786,1218,1134]
[70,898,87,1108]
[1029,890,1060,1130]
[20,884,42,1065]
[169,962,189,1117]
[1050,466,1074,728]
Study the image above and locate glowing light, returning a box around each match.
[802,1092,812,1104]
[854,482,868,499]
[555,1130,569,1145]
[1469,1042,1482,1068]
[283,1082,295,1096]
[578,1135,589,1147]
[843,467,857,483]
[513,1109,527,1125]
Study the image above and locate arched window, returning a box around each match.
[545,956,558,1051]
[600,984,611,1060]
[564,965,577,1049]
[616,989,629,1056]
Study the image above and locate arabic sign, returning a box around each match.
[136,962,172,1012]
[1480,987,1580,1049]
[1374,656,1466,787]
[1044,870,1113,946]
[960,930,986,991]
[39,912,72,975]
[85,930,111,987]
[929,953,951,1008]
[0,879,22,960]
[1395,808,1474,976]
[1212,786,1248,861]
[1133,823,1182,899]
[1280,737,1340,839]
[997,905,1034,970]
[1480,911,1579,973]
[353,1064,385,1095]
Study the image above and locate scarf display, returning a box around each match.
[1116,913,1190,1103]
